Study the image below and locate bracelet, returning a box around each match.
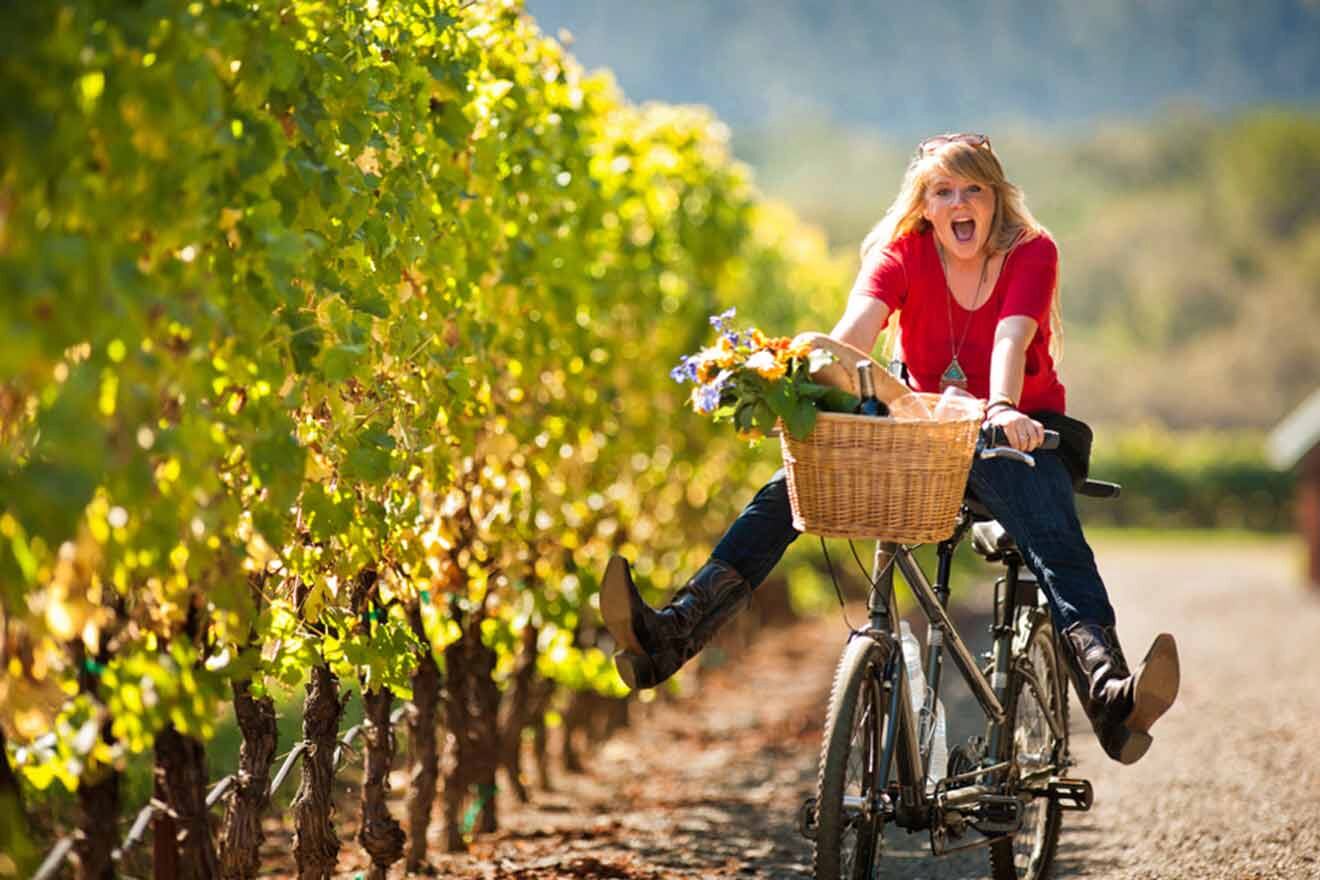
[985,398,1017,417]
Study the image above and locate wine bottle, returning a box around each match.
[855,360,890,417]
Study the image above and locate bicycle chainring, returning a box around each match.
[948,735,986,779]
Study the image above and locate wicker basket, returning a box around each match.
[779,393,983,543]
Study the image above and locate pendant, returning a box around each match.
[940,358,968,391]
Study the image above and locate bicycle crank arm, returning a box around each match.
[967,794,1023,835]
[797,797,818,840]
[798,792,886,841]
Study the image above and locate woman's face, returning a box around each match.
[923,173,995,262]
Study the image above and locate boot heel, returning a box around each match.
[1116,728,1153,765]
[601,555,646,655]
[613,650,657,691]
[1127,633,1179,733]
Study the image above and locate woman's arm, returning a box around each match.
[987,315,1045,451]
[829,295,891,356]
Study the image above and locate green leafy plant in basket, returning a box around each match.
[671,309,860,441]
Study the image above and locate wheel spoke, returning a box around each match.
[839,676,875,874]
[816,638,899,880]
[985,613,1070,880]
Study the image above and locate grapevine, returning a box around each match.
[0,1,850,876]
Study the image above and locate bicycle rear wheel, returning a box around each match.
[989,609,1068,880]
[813,634,891,880]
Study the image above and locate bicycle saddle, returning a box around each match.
[970,518,1017,560]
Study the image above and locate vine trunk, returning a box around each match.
[153,725,220,880]
[406,604,442,872]
[359,686,405,880]
[290,663,344,880]
[218,678,277,880]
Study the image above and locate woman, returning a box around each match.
[601,133,1179,765]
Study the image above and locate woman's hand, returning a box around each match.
[986,406,1045,452]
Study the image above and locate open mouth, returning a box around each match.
[952,219,976,243]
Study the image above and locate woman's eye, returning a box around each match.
[935,188,951,197]
[967,185,982,194]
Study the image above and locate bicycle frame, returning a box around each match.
[805,429,1106,872]
[859,507,1046,838]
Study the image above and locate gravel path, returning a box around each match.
[359,537,1320,879]
[1051,537,1320,880]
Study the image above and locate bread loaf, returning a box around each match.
[791,332,910,404]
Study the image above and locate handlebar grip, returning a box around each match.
[985,426,1060,450]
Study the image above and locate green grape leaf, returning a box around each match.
[249,429,305,500]
[303,483,354,542]
[321,344,366,382]
[286,310,324,374]
[0,461,98,549]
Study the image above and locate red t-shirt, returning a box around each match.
[851,227,1066,414]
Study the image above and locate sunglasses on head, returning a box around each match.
[916,133,992,157]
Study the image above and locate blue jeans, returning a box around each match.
[710,452,1115,632]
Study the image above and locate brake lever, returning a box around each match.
[980,446,1037,467]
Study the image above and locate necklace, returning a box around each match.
[937,243,992,391]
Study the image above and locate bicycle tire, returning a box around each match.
[989,609,1068,880]
[813,634,891,880]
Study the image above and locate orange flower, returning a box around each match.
[786,338,814,360]
[714,335,739,367]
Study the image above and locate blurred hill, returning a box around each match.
[527,0,1320,132]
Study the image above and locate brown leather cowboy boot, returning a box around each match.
[1062,623,1180,764]
[599,554,752,690]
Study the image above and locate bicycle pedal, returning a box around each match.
[798,796,818,841]
[1046,777,1093,811]
[970,795,1021,835]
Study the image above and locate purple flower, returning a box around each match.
[669,355,699,384]
[709,307,736,333]
[692,382,723,414]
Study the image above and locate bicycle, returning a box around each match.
[798,426,1121,879]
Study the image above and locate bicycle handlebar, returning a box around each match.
[984,426,1060,451]
[979,428,1060,468]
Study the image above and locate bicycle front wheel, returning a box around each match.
[989,608,1068,880]
[813,634,892,880]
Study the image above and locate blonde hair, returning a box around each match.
[861,138,1064,360]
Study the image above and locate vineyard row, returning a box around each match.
[0,2,844,877]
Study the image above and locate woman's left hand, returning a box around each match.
[986,407,1045,452]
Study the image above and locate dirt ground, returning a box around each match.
[275,537,1320,879]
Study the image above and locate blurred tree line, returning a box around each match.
[1080,427,1292,531]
